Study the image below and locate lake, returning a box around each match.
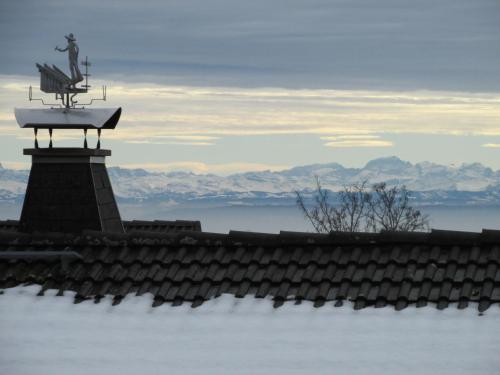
[2,202,499,233]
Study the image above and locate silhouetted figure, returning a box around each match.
[55,33,83,85]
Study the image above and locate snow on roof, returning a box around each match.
[1,285,499,375]
[1,228,499,311]
[14,107,122,129]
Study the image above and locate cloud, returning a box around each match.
[321,135,381,141]
[126,141,214,146]
[324,139,393,148]
[1,0,500,91]
[3,75,500,144]
[1,161,30,169]
[481,143,500,148]
[124,135,218,146]
[152,135,218,141]
[321,134,393,148]
[0,122,18,136]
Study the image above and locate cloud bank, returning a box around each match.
[1,0,500,91]
[2,76,500,144]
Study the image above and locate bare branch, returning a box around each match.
[296,178,429,233]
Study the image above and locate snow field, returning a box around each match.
[1,285,499,375]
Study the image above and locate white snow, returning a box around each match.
[1,285,499,375]
[14,107,121,129]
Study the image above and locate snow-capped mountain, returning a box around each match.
[2,157,500,205]
[0,164,29,201]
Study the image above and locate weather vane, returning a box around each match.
[14,33,121,149]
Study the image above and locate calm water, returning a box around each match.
[2,202,499,234]
[121,204,500,233]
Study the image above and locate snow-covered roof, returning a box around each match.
[14,107,122,129]
[0,225,499,311]
[1,285,499,375]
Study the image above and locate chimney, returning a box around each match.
[19,146,124,233]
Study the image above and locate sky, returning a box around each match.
[1,0,500,174]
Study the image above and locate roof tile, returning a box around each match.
[1,226,498,311]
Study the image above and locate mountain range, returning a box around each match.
[2,156,500,206]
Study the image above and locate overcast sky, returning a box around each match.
[1,0,500,172]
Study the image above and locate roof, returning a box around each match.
[1,227,499,311]
[124,220,202,233]
[0,220,202,233]
[14,107,122,129]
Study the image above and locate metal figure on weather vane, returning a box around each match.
[55,33,84,85]
[29,32,104,109]
[14,34,122,149]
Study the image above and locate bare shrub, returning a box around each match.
[296,179,428,233]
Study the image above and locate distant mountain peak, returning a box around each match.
[1,158,500,205]
[364,156,411,171]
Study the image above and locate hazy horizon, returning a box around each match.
[1,154,500,175]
